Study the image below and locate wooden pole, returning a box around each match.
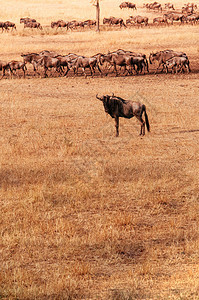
[96,0,100,32]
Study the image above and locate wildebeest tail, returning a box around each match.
[143,105,150,132]
[145,58,149,72]
[187,58,191,72]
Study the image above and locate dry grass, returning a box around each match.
[1,1,199,299]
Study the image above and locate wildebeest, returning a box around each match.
[153,17,168,25]
[165,3,175,10]
[128,2,137,9]
[67,20,85,30]
[35,56,62,77]
[69,56,102,77]
[100,53,147,76]
[0,22,8,32]
[20,17,37,24]
[165,56,191,73]
[164,13,186,24]
[149,50,189,73]
[24,21,42,29]
[51,20,68,29]
[83,19,96,28]
[144,2,162,11]
[4,21,16,30]
[0,61,10,78]
[120,2,137,9]
[100,49,149,75]
[129,15,149,26]
[21,52,43,74]
[54,55,75,75]
[185,13,199,24]
[182,5,194,14]
[8,61,27,78]
[103,17,126,28]
[96,94,150,136]
[119,2,129,9]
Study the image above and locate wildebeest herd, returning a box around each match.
[0,49,190,79]
[0,2,198,32]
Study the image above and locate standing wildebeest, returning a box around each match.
[4,21,16,30]
[165,56,191,73]
[0,22,8,32]
[8,61,27,78]
[96,94,150,136]
[149,50,189,73]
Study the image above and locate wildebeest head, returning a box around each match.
[96,94,124,118]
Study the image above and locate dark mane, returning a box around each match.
[102,95,126,118]
[111,95,128,104]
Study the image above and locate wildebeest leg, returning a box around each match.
[186,63,190,73]
[122,65,127,75]
[82,67,87,78]
[0,68,5,80]
[97,64,103,77]
[64,66,70,76]
[165,64,168,73]
[136,115,145,136]
[23,66,26,78]
[186,60,191,73]
[9,69,14,79]
[114,64,119,76]
[56,66,62,75]
[115,116,119,137]
[44,66,48,78]
[154,63,163,74]
[89,66,94,77]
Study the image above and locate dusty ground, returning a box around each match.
[0,1,199,299]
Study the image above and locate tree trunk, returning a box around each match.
[96,0,100,32]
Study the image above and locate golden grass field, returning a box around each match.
[1,0,199,299]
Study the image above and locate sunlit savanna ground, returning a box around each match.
[0,0,199,299]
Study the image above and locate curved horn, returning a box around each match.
[96,94,103,101]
